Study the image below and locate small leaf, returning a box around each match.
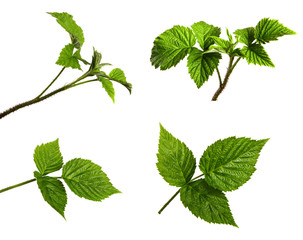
[234,27,255,46]
[89,48,102,73]
[210,36,231,50]
[191,21,221,50]
[62,158,120,201]
[34,139,63,176]
[151,25,196,70]
[242,44,274,67]
[187,48,221,88]
[157,124,196,187]
[255,18,296,44]
[180,179,237,227]
[48,12,84,48]
[56,44,81,70]
[199,137,269,191]
[37,176,67,219]
[109,68,132,94]
[226,28,233,42]
[99,77,115,103]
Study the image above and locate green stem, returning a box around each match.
[216,67,222,86]
[158,174,204,214]
[0,178,36,194]
[212,56,241,101]
[36,67,66,99]
[0,70,91,120]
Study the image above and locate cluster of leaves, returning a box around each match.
[157,124,269,227]
[33,139,119,219]
[48,12,132,102]
[150,18,295,98]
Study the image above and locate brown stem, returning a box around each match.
[212,57,241,101]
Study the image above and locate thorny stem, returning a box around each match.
[0,178,36,194]
[158,174,204,214]
[211,56,241,101]
[0,70,92,120]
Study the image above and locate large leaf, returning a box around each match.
[191,21,221,50]
[234,27,255,46]
[151,25,196,70]
[37,176,67,219]
[62,158,120,201]
[242,44,274,67]
[48,12,84,48]
[56,44,81,69]
[255,18,296,44]
[187,48,221,88]
[157,124,196,187]
[33,139,63,176]
[199,137,269,191]
[180,179,237,227]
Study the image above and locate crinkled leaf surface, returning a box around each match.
[210,36,231,50]
[99,77,115,103]
[180,179,237,227]
[255,18,296,44]
[62,158,120,201]
[234,27,255,46]
[151,25,196,70]
[242,44,274,67]
[187,48,221,88]
[191,21,221,50]
[199,137,269,191]
[37,176,67,218]
[48,12,84,48]
[157,124,196,187]
[56,44,81,69]
[34,139,63,176]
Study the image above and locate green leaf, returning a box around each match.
[151,25,196,70]
[34,139,63,176]
[56,44,81,70]
[255,18,296,44]
[156,124,196,187]
[180,179,237,227]
[199,137,269,191]
[210,36,231,50]
[226,28,233,42]
[48,12,84,48]
[62,158,120,201]
[191,21,221,50]
[99,77,115,103]
[37,176,67,219]
[242,44,274,67]
[187,48,221,88]
[89,48,102,73]
[234,27,255,46]
[109,68,132,94]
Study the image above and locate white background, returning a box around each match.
[0,0,302,239]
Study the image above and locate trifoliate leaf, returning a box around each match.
[255,18,296,44]
[109,68,132,94]
[34,139,63,176]
[242,44,274,67]
[48,12,84,48]
[56,44,81,70]
[99,77,115,103]
[234,27,255,46]
[191,21,221,50]
[157,124,196,187]
[180,179,237,227]
[62,158,120,201]
[187,47,221,88]
[151,25,196,70]
[37,176,67,219]
[199,137,269,191]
